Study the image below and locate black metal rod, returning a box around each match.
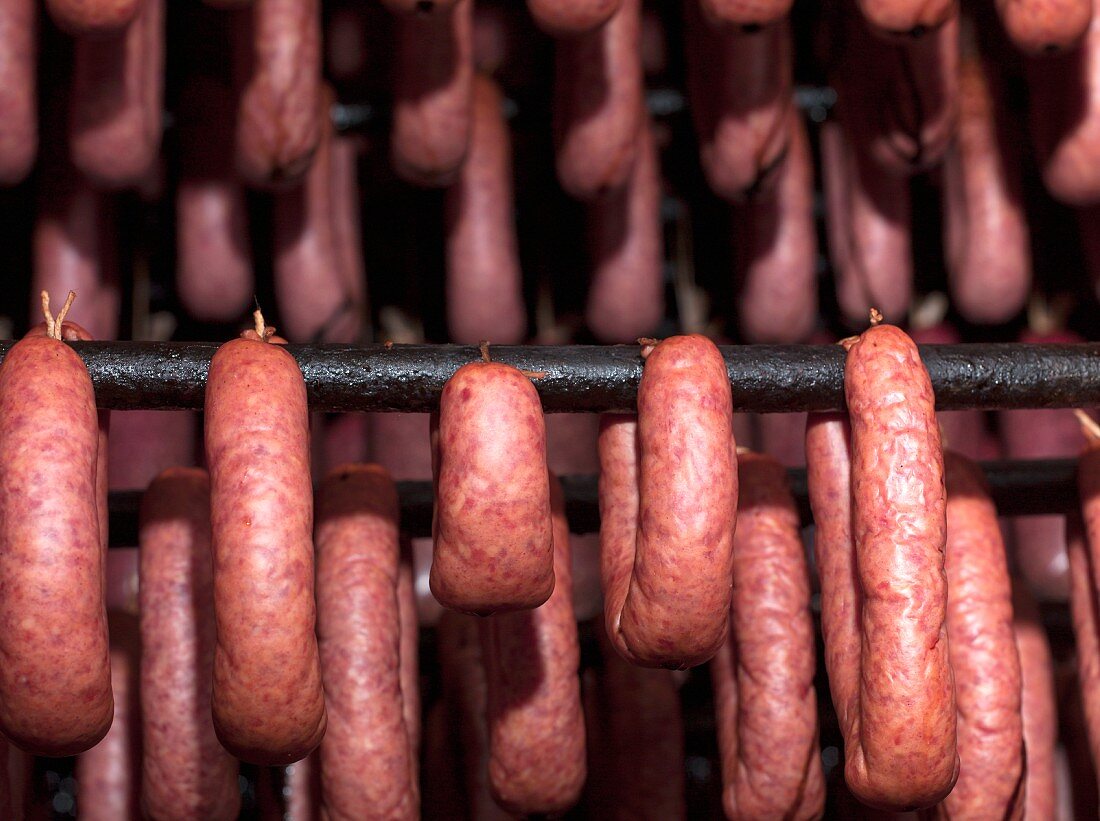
[3,341,1098,413]
[106,458,1079,546]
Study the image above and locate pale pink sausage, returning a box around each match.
[527,0,621,34]
[1012,581,1058,821]
[46,0,140,34]
[0,0,36,184]
[996,0,1090,52]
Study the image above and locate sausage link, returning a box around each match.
[819,121,912,326]
[942,55,1030,325]
[139,468,239,821]
[528,0,621,34]
[996,0,1090,54]
[479,473,586,815]
[684,4,791,200]
[734,104,818,343]
[431,361,553,614]
[0,0,36,184]
[109,411,196,491]
[316,464,419,820]
[1012,581,1058,820]
[205,317,326,765]
[285,753,321,821]
[329,137,368,330]
[585,116,664,343]
[46,0,140,34]
[1067,513,1100,792]
[69,0,164,189]
[927,451,1024,819]
[235,0,322,188]
[0,307,112,756]
[274,87,361,343]
[553,0,643,199]
[711,451,824,819]
[844,322,958,810]
[600,335,737,669]
[176,78,254,324]
[855,0,955,37]
[700,0,794,28]
[391,0,473,186]
[444,73,527,345]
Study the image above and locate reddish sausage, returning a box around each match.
[0,293,112,756]
[329,137,367,328]
[1067,513,1100,791]
[734,105,818,344]
[929,451,1024,819]
[711,451,824,819]
[176,78,254,324]
[684,6,791,200]
[235,0,322,188]
[528,0,620,34]
[585,117,664,344]
[69,0,164,189]
[479,474,586,814]
[315,465,419,820]
[391,0,473,186]
[855,0,955,37]
[205,311,326,765]
[843,321,958,810]
[700,0,794,28]
[599,335,737,669]
[431,361,553,614]
[45,0,140,34]
[0,0,36,185]
[108,411,196,491]
[443,73,526,345]
[553,0,643,199]
[1012,581,1058,821]
[942,55,1030,325]
[997,0,1090,55]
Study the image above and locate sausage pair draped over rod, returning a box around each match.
[106,458,1079,546]
[0,341,1097,412]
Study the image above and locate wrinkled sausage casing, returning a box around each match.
[432,361,554,615]
[205,329,327,765]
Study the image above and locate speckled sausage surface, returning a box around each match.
[139,468,240,821]
[996,0,1090,54]
[235,0,322,188]
[528,0,620,34]
[553,0,643,200]
[928,451,1024,819]
[844,322,958,810]
[712,452,824,820]
[479,474,586,815]
[0,0,36,185]
[205,319,326,765]
[45,0,140,34]
[0,310,112,756]
[1012,582,1058,821]
[431,361,553,615]
[601,335,737,669]
[391,0,473,186]
[316,464,419,821]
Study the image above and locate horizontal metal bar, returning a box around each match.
[2,341,1098,413]
[106,458,1079,546]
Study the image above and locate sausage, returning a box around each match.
[478,473,586,815]
[711,451,824,819]
[45,0,140,34]
[928,451,1024,819]
[854,0,955,37]
[1067,513,1100,791]
[205,311,327,765]
[997,0,1091,55]
[380,0,459,14]
[527,0,621,34]
[733,104,818,344]
[0,0,36,185]
[108,411,196,490]
[431,360,553,614]
[700,0,794,28]
[274,87,362,344]
[69,0,164,189]
[329,137,368,329]
[585,117,664,343]
[397,546,421,759]
[235,0,322,188]
[842,320,958,810]
[176,77,254,324]
[584,622,687,820]
[599,335,737,669]
[443,73,527,345]
[942,54,1030,325]
[553,0,643,200]
[1012,581,1059,821]
[0,293,112,756]
[834,6,959,175]
[1027,13,1100,205]
[76,611,141,821]
[819,121,912,326]
[139,468,240,821]
[315,465,419,820]
[684,5,791,200]
[391,0,473,186]
[285,753,321,821]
